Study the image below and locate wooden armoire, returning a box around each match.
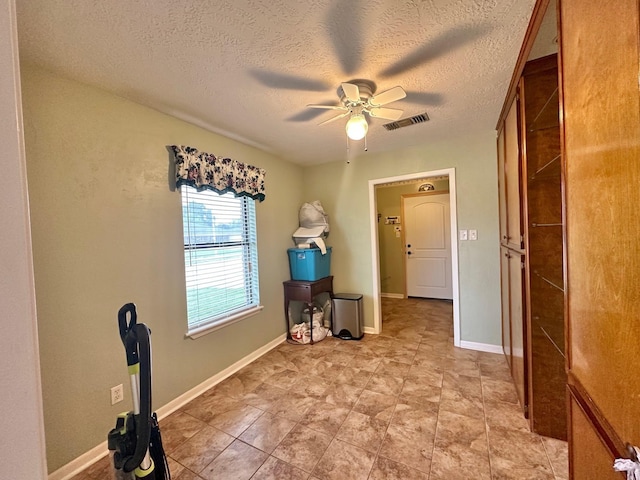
[499,0,640,476]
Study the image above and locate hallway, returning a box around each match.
[75,297,568,479]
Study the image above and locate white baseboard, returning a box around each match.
[459,340,503,354]
[48,333,287,480]
[363,326,377,335]
[380,293,404,299]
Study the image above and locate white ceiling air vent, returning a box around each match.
[382,112,430,131]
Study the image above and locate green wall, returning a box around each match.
[21,65,303,472]
[302,137,501,346]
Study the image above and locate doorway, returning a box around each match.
[368,168,460,347]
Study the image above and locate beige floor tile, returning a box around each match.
[298,400,351,436]
[322,382,363,408]
[542,436,569,479]
[484,398,530,432]
[272,424,332,473]
[365,373,405,396]
[442,370,483,398]
[488,426,555,477]
[238,412,297,454]
[170,424,234,473]
[429,443,492,479]
[439,386,485,419]
[435,410,488,453]
[390,400,438,433]
[335,410,388,453]
[368,456,429,480]
[352,389,397,421]
[333,365,373,388]
[267,391,316,421]
[290,376,334,399]
[347,353,383,372]
[262,368,299,390]
[312,438,376,480]
[180,394,238,424]
[374,358,412,377]
[173,468,203,479]
[199,439,268,480]
[400,377,443,404]
[207,402,263,437]
[161,411,209,453]
[481,377,520,404]
[378,423,435,473]
[252,456,310,480]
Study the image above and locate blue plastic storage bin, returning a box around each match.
[287,247,332,281]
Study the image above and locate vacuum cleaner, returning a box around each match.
[108,303,170,480]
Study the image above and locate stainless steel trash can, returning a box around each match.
[331,293,364,340]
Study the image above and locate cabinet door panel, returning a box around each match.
[509,251,527,414]
[497,128,508,244]
[504,95,523,250]
[500,246,511,366]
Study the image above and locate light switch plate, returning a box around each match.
[469,229,478,240]
[459,230,468,241]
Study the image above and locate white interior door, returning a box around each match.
[403,193,452,299]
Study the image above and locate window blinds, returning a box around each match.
[181,186,259,330]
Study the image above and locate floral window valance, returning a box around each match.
[169,145,266,202]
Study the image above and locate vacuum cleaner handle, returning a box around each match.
[118,303,139,367]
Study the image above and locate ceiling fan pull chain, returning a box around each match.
[346,136,350,163]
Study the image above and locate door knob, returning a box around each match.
[407,244,411,248]
[407,251,412,255]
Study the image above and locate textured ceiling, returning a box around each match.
[16,0,537,165]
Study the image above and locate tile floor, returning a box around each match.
[75,297,568,479]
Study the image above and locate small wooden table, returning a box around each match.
[283,276,333,344]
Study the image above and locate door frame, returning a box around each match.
[368,168,461,347]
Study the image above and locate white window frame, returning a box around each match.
[180,186,262,339]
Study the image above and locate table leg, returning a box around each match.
[308,302,314,345]
[284,298,290,340]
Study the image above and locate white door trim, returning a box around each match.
[368,168,460,347]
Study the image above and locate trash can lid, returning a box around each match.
[333,293,363,300]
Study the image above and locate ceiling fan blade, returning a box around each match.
[341,82,361,102]
[307,104,348,111]
[286,109,329,122]
[379,24,490,78]
[248,69,330,91]
[370,86,407,106]
[368,107,404,121]
[326,0,365,75]
[404,91,444,106]
[318,111,350,126]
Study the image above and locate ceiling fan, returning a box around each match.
[307,80,406,141]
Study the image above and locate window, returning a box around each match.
[181,186,261,337]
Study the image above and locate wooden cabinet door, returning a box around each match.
[504,95,523,250]
[497,127,508,244]
[508,250,527,415]
[559,0,640,475]
[500,246,512,366]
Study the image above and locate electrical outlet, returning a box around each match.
[111,384,124,405]
[469,229,478,241]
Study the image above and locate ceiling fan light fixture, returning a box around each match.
[346,114,368,140]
